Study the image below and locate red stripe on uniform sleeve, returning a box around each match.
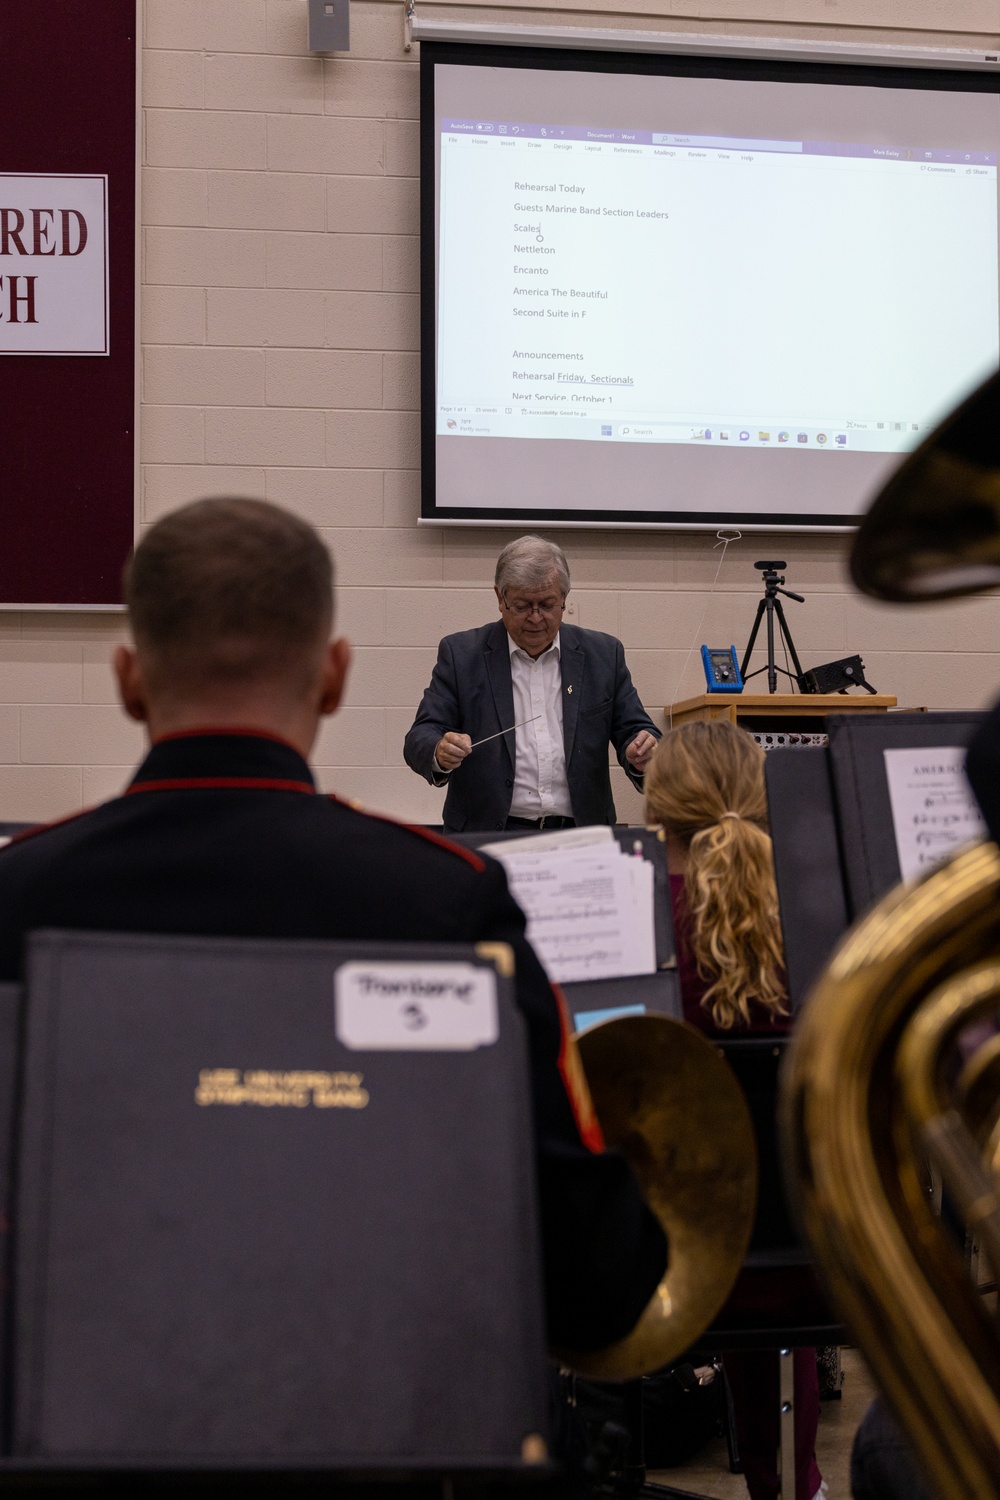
[404,822,486,871]
[551,983,605,1154]
[325,794,486,872]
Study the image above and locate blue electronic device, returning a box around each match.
[701,645,744,694]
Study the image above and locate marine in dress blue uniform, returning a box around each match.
[0,499,666,1355]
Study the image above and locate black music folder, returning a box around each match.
[0,982,22,1449]
[698,1040,842,1351]
[767,714,990,1008]
[12,931,546,1469]
[765,749,850,1010]
[825,711,987,916]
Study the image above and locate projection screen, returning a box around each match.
[419,42,1000,530]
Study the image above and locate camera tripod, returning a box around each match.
[739,562,805,695]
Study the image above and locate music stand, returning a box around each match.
[623,1038,843,1500]
[766,715,990,1011]
[765,748,850,1010]
[824,710,987,916]
[453,827,682,1025]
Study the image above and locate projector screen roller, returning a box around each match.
[420,43,1000,530]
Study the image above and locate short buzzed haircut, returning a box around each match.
[125,497,333,690]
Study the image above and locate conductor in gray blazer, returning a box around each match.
[404,536,660,833]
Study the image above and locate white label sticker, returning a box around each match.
[0,174,109,355]
[334,962,498,1051]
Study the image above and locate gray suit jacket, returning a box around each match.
[404,620,659,832]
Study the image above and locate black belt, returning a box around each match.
[505,814,576,830]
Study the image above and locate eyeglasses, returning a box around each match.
[501,592,566,619]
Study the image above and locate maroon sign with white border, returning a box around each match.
[0,0,136,606]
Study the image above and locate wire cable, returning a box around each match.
[668,529,742,732]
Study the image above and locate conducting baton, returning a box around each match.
[468,715,541,749]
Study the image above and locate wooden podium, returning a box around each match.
[664,692,899,734]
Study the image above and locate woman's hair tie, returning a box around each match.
[719,811,742,821]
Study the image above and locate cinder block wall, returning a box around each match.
[1,0,998,826]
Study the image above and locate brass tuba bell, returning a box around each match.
[851,368,1000,602]
[782,361,1000,1497]
[782,844,1000,1498]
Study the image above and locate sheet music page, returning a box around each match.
[486,843,657,983]
[883,745,987,881]
[625,858,656,973]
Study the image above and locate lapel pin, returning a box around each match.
[567,684,573,694]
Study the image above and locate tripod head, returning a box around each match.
[754,560,804,604]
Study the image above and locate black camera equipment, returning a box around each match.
[799,653,877,695]
[739,562,806,694]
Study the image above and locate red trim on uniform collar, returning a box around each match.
[150,727,305,754]
[127,777,316,796]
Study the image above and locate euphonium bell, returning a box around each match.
[851,368,1000,602]
[559,1015,758,1381]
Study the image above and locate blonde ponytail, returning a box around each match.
[644,721,788,1030]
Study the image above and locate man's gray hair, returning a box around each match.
[495,535,571,598]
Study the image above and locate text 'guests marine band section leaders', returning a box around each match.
[438,122,997,453]
[426,52,1000,525]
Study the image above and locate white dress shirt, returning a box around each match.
[507,630,573,820]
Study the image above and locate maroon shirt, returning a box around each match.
[668,873,790,1036]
